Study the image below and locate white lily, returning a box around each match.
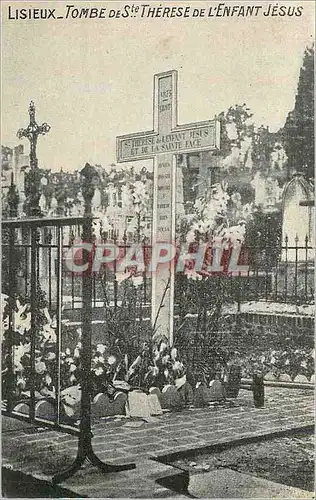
[162,355,170,365]
[3,315,9,331]
[159,342,167,353]
[13,359,24,373]
[14,343,30,361]
[95,367,104,376]
[186,269,202,281]
[45,352,56,361]
[17,376,26,388]
[42,324,56,343]
[172,361,184,372]
[132,275,143,287]
[107,355,116,365]
[14,303,31,335]
[115,271,132,284]
[61,385,81,413]
[96,343,106,354]
[35,360,46,374]
[1,293,9,313]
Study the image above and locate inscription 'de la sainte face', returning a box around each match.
[120,125,215,159]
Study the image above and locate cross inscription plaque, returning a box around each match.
[117,70,220,344]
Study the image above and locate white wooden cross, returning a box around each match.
[117,70,220,345]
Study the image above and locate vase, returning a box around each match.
[253,373,264,408]
[225,365,241,398]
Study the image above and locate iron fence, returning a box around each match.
[1,204,314,481]
[237,235,314,305]
[2,212,137,481]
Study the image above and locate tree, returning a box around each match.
[281,45,314,179]
[217,104,254,161]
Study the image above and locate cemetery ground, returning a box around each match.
[171,432,314,492]
[2,386,314,498]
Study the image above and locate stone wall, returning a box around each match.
[232,312,314,338]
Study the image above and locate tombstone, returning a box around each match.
[275,174,315,300]
[113,392,128,415]
[50,195,58,213]
[18,185,26,216]
[148,393,163,415]
[264,371,277,381]
[251,172,266,207]
[279,373,292,382]
[149,386,163,404]
[39,193,47,213]
[92,187,102,213]
[161,385,182,409]
[121,184,132,209]
[193,383,211,407]
[294,374,309,384]
[35,400,56,421]
[117,70,220,345]
[71,202,81,216]
[107,183,118,208]
[281,174,314,261]
[263,177,282,211]
[91,392,127,418]
[177,381,194,406]
[13,145,28,193]
[91,393,113,418]
[13,402,30,416]
[77,191,85,215]
[209,380,226,401]
[0,145,28,216]
[126,390,151,418]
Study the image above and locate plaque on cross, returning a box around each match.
[117,70,220,344]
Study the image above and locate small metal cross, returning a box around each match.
[17,101,50,169]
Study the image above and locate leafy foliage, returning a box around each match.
[281,45,314,179]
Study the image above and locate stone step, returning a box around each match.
[185,468,314,498]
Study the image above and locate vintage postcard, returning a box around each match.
[1,0,314,498]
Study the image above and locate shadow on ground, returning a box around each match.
[2,468,83,498]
